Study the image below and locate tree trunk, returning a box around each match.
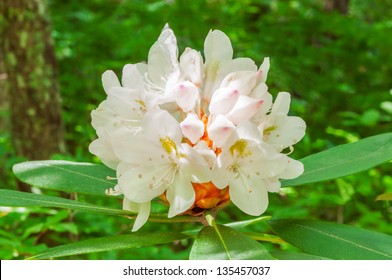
[1,0,65,192]
[325,0,349,15]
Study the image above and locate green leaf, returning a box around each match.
[376,192,392,201]
[244,232,286,244]
[13,160,116,196]
[224,215,271,230]
[282,133,392,187]
[268,219,392,260]
[0,189,205,226]
[29,232,189,259]
[270,251,330,260]
[0,189,130,216]
[190,225,273,260]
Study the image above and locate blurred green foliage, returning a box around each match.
[1,0,391,259]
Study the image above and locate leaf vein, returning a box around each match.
[296,224,392,259]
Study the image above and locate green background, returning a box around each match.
[0,0,391,259]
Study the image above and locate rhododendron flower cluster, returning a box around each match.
[89,24,306,231]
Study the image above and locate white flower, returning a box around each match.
[89,24,306,230]
[258,91,306,151]
[112,110,211,230]
[211,122,303,215]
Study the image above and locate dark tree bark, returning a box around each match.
[1,0,65,191]
[0,40,10,186]
[325,0,349,15]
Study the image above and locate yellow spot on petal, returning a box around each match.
[264,125,277,135]
[134,99,147,113]
[135,99,146,107]
[160,136,177,155]
[229,139,251,158]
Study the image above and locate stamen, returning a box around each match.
[105,188,122,196]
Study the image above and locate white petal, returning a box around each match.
[174,81,199,112]
[227,95,264,125]
[235,121,263,144]
[122,197,139,212]
[251,89,273,122]
[264,178,281,193]
[211,153,234,189]
[202,57,256,104]
[105,88,145,119]
[157,24,179,68]
[217,58,258,81]
[241,144,288,178]
[265,116,306,148]
[122,64,144,90]
[112,133,163,164]
[143,109,182,144]
[91,100,115,129]
[229,175,269,216]
[147,25,179,88]
[166,172,195,218]
[258,57,270,83]
[207,115,235,147]
[279,158,304,180]
[180,48,204,85]
[249,82,268,100]
[209,87,240,115]
[136,62,148,76]
[122,199,151,232]
[179,143,212,183]
[147,42,173,88]
[271,91,291,116]
[89,130,119,170]
[180,113,204,144]
[204,29,233,64]
[211,168,231,189]
[193,140,217,168]
[132,202,151,231]
[220,70,260,96]
[102,70,120,94]
[117,162,174,203]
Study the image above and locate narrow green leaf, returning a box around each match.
[190,225,273,260]
[282,133,392,187]
[270,251,330,260]
[0,189,207,227]
[268,219,392,260]
[13,160,115,196]
[29,232,189,259]
[244,232,286,244]
[0,189,129,216]
[376,192,392,201]
[224,216,271,230]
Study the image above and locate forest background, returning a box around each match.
[0,0,391,259]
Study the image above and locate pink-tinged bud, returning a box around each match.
[174,81,199,112]
[220,70,259,96]
[207,115,235,147]
[209,87,240,115]
[227,95,264,125]
[180,114,205,144]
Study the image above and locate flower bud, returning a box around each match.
[180,48,204,86]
